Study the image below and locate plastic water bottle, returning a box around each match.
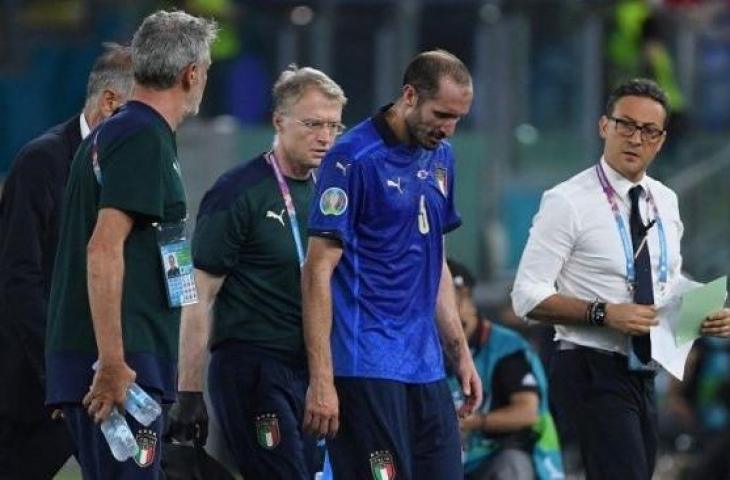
[124,383,162,427]
[100,407,139,461]
[91,362,161,427]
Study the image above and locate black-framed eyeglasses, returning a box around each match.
[296,119,346,136]
[607,116,666,143]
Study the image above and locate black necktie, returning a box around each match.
[629,185,652,363]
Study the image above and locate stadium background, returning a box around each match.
[1,0,729,478]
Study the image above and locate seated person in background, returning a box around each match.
[446,259,564,480]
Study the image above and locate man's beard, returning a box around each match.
[405,112,441,150]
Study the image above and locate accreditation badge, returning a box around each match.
[155,221,198,308]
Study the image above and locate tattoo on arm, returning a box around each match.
[445,338,462,365]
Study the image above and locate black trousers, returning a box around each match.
[0,337,75,480]
[550,347,657,480]
[0,414,75,480]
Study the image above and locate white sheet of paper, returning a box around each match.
[651,276,703,380]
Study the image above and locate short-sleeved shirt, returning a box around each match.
[193,154,314,360]
[489,351,540,448]
[46,101,186,404]
[308,105,462,383]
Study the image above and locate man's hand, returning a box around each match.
[604,303,658,335]
[82,360,136,423]
[303,379,339,438]
[455,355,483,417]
[459,413,483,433]
[701,308,730,337]
[165,391,209,446]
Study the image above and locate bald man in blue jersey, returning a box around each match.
[302,50,482,480]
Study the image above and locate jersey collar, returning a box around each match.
[372,104,401,147]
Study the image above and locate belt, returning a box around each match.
[557,340,624,357]
[558,341,657,376]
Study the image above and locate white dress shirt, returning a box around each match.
[80,113,91,140]
[511,157,684,355]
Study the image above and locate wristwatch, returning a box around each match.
[590,302,607,327]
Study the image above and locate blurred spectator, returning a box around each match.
[184,0,241,117]
[447,259,564,480]
[666,337,730,478]
[607,0,652,84]
[639,13,689,149]
[679,338,730,436]
[607,0,689,150]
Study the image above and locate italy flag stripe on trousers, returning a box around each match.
[375,466,392,480]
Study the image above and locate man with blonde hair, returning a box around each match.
[168,65,346,479]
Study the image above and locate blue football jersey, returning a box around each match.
[308,108,461,383]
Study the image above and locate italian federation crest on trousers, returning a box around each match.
[370,450,396,480]
[255,413,281,449]
[134,429,157,468]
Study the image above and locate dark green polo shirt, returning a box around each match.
[46,101,186,403]
[193,154,313,359]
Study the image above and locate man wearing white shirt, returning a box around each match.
[511,78,730,479]
[0,44,132,479]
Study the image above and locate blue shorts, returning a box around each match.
[328,378,462,480]
[208,343,320,480]
[62,389,164,480]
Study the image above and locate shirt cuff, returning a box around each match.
[510,283,557,320]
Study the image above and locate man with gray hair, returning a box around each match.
[45,10,217,479]
[0,42,132,479]
[167,64,346,479]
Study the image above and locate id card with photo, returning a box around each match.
[156,222,198,308]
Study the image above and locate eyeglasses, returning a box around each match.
[607,116,666,143]
[296,119,346,136]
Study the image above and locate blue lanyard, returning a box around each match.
[266,152,313,267]
[595,164,668,291]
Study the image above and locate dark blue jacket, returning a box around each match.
[0,115,81,419]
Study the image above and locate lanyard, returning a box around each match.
[266,152,313,267]
[91,127,104,185]
[595,163,668,291]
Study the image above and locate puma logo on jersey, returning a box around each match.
[266,209,286,227]
[521,373,537,387]
[335,161,349,176]
[386,177,403,194]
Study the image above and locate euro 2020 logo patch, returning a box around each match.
[370,450,396,480]
[319,187,348,216]
[255,413,281,450]
[134,429,157,468]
